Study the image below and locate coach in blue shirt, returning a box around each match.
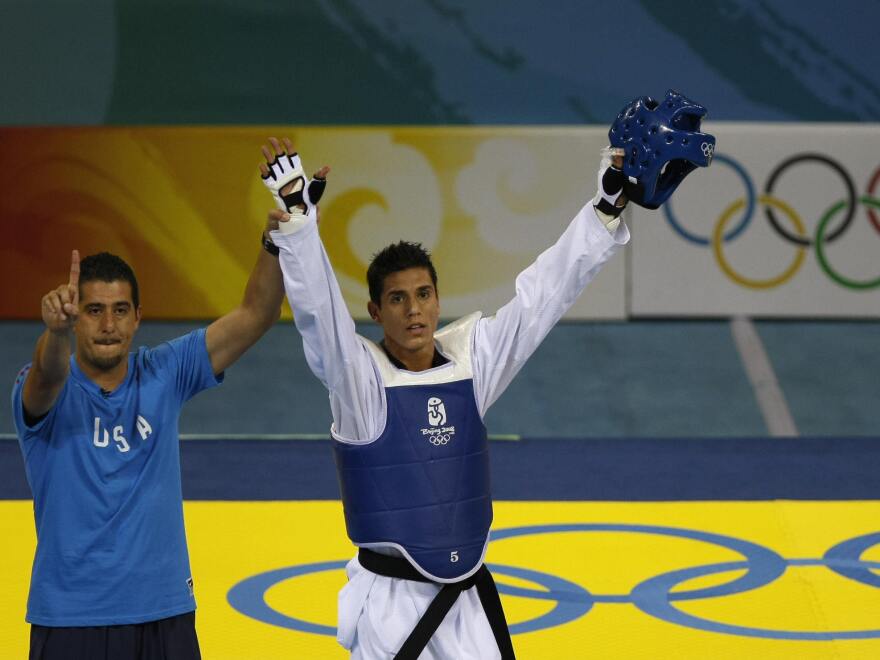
[11,194,308,658]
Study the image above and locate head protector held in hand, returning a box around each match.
[609,89,715,209]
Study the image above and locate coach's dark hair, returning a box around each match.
[79,252,140,308]
[367,241,438,306]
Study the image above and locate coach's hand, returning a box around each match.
[41,250,80,333]
[260,137,329,226]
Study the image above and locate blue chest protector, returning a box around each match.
[333,313,493,582]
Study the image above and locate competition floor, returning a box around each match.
[2,438,880,659]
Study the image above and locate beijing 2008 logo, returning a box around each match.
[422,396,455,445]
[227,523,880,640]
[663,153,880,290]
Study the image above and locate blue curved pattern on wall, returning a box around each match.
[636,0,880,121]
[0,0,877,124]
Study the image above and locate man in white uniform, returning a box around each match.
[257,135,628,660]
[260,92,714,657]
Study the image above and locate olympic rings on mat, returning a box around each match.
[815,196,880,290]
[764,153,856,247]
[632,556,880,640]
[227,523,880,640]
[712,195,807,290]
[664,152,880,290]
[226,557,595,636]
[823,531,880,588]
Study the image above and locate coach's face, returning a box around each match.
[368,267,439,369]
[75,280,141,371]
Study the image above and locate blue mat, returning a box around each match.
[2,437,877,501]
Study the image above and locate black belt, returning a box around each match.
[358,548,516,660]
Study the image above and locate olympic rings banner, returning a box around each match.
[631,123,880,317]
[5,125,878,319]
[0,127,624,320]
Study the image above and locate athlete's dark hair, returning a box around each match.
[367,241,438,306]
[79,252,140,308]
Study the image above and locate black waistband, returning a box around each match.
[357,548,515,660]
[357,547,439,583]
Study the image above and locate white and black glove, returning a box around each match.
[592,147,628,232]
[261,138,327,231]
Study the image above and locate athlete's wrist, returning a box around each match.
[261,230,280,256]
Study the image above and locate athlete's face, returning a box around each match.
[75,280,141,371]
[368,267,439,369]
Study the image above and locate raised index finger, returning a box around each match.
[69,249,80,288]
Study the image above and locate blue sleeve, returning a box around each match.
[144,328,223,404]
[11,363,58,445]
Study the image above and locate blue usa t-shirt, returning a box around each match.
[11,328,222,626]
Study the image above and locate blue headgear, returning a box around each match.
[609,90,715,209]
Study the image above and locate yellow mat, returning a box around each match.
[3,500,880,659]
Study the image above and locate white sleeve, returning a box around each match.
[271,220,385,443]
[472,203,630,416]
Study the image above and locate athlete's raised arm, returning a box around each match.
[472,90,715,415]
[472,155,631,415]
[264,137,384,442]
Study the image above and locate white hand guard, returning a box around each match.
[261,151,327,224]
[592,147,628,232]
